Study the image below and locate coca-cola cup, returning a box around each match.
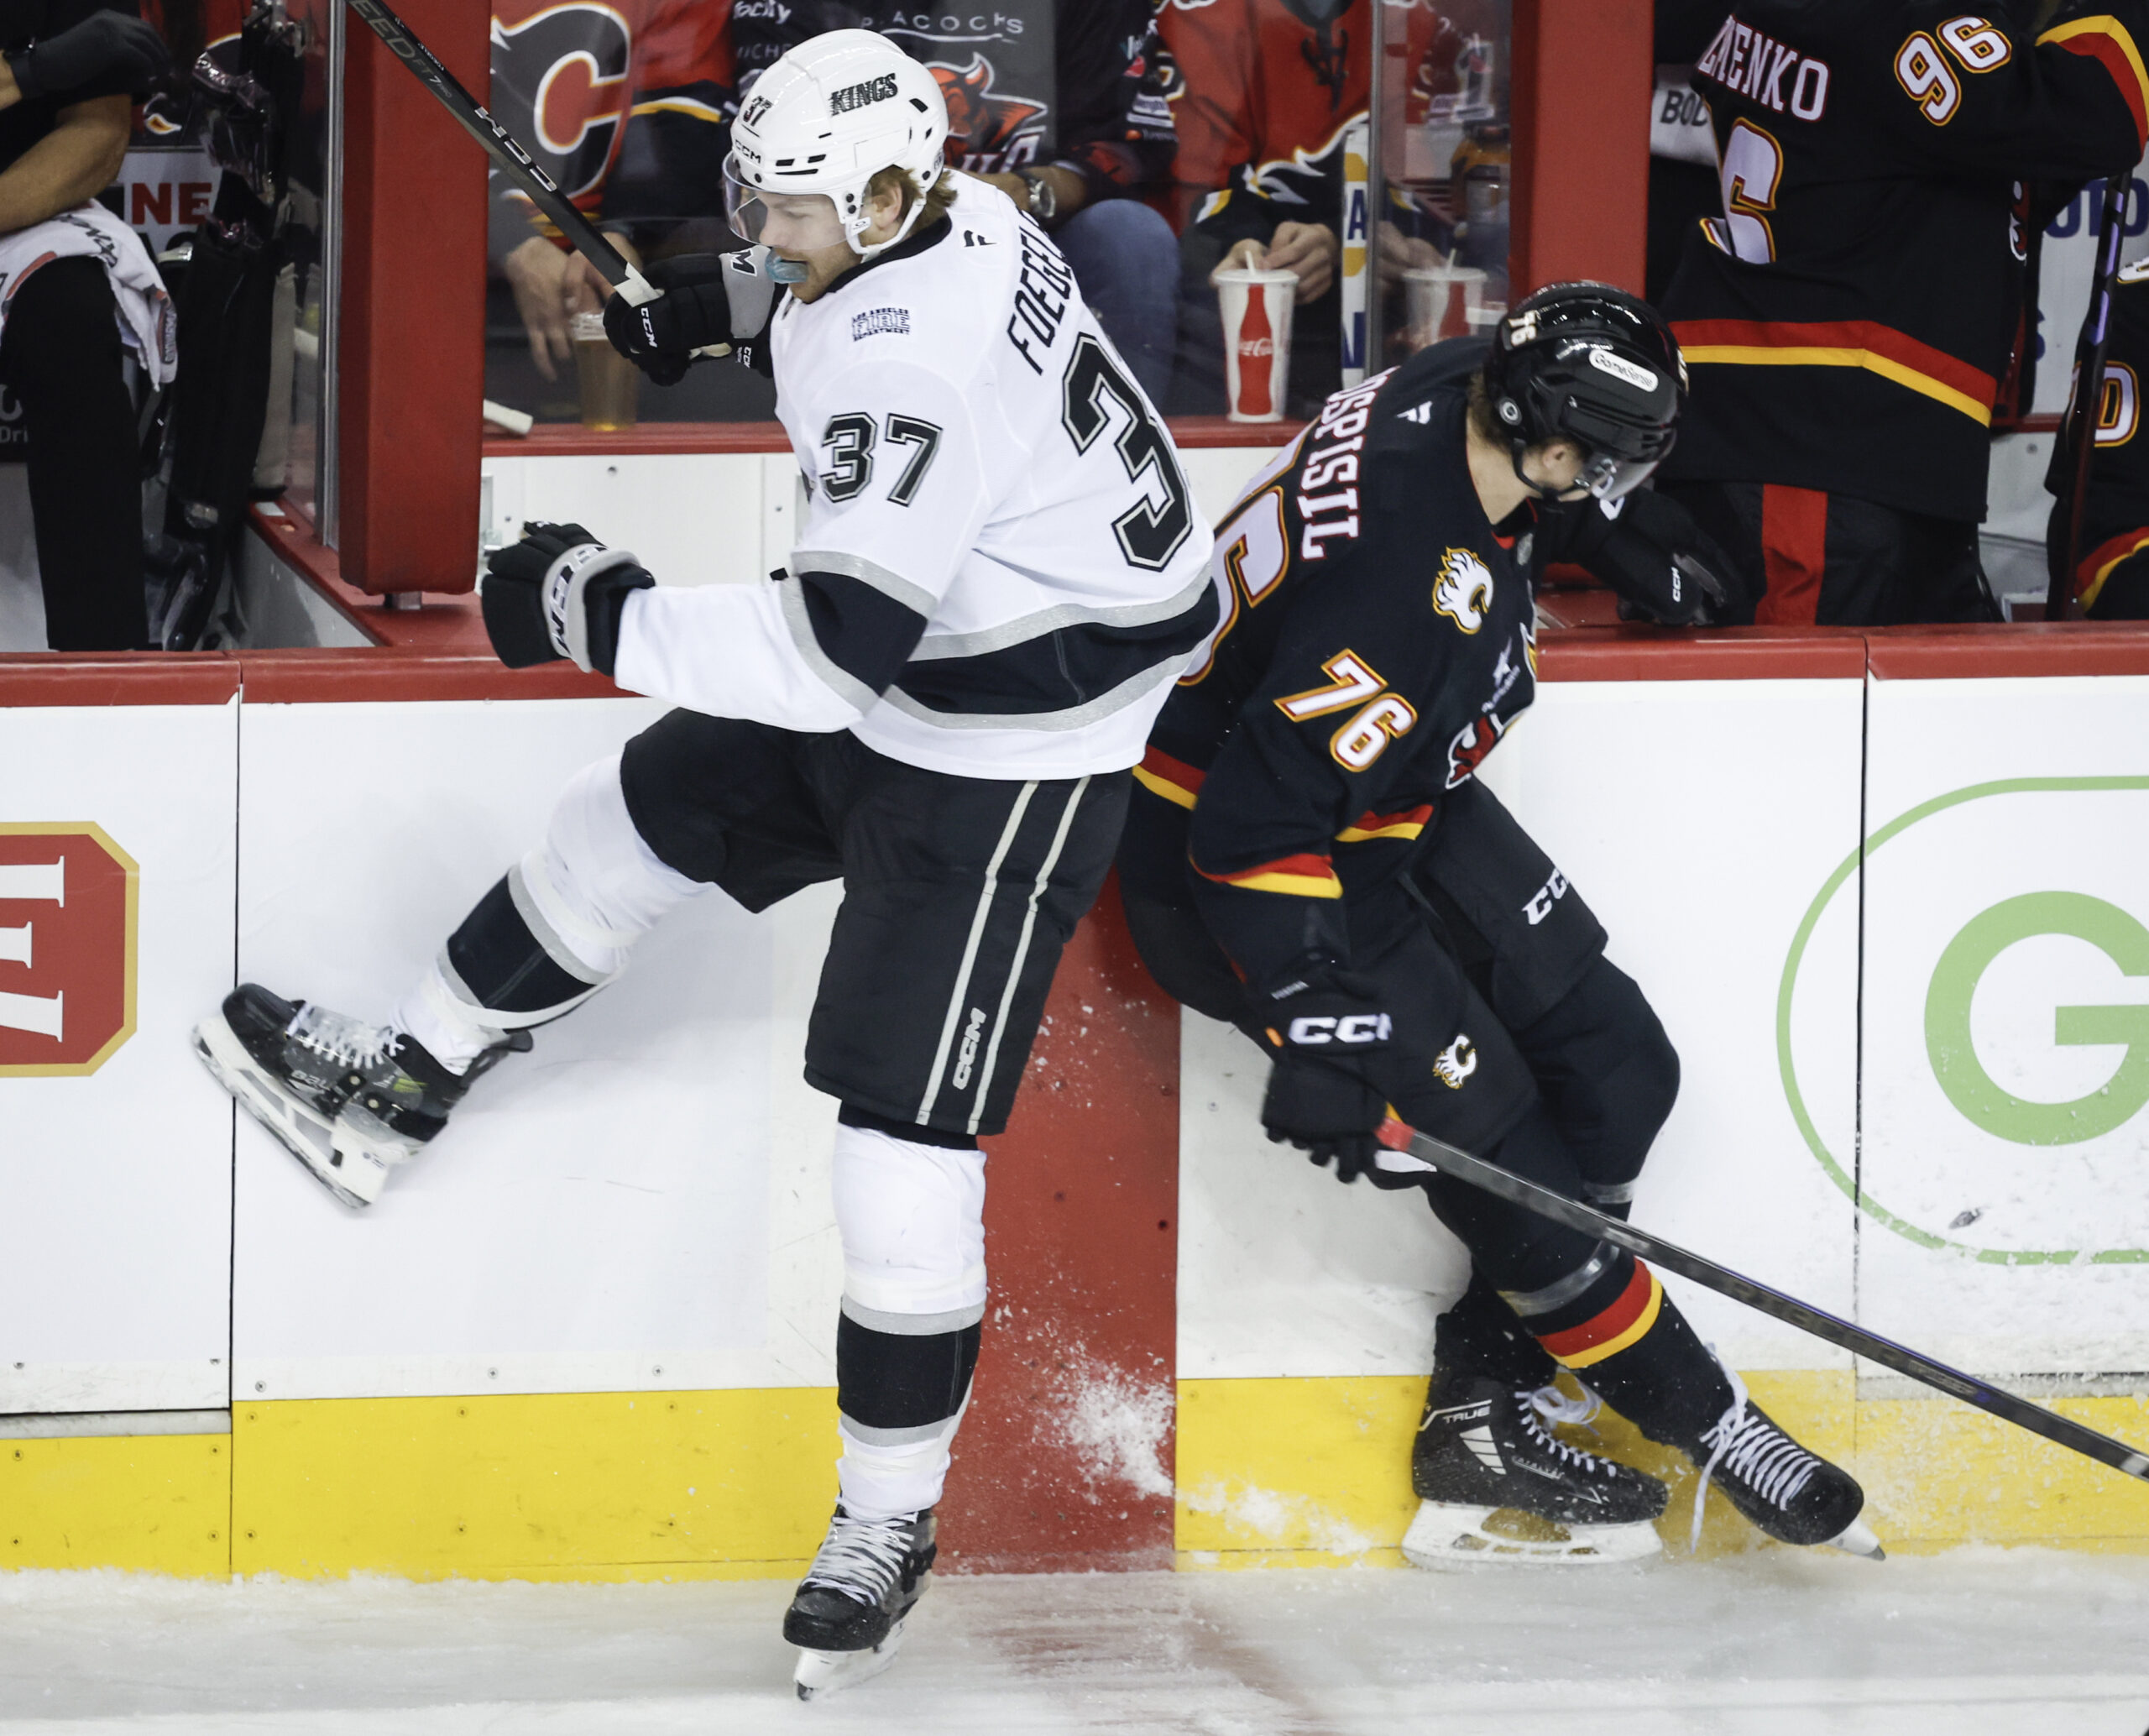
[1216,267,1298,423]
[1403,264,1488,352]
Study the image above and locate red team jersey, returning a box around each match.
[1158,0,1479,238]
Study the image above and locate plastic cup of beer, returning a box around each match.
[1216,267,1298,422]
[573,310,640,431]
[1404,265,1488,351]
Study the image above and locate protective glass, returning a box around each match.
[723,158,848,253]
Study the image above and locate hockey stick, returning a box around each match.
[1375,1116,2149,1485]
[342,0,657,307]
[2046,173,2131,621]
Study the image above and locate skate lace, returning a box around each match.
[800,1509,917,1603]
[285,1003,399,1074]
[1688,1358,1817,1552]
[1514,1387,1608,1474]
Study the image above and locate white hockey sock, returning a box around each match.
[835,1404,969,1520]
[389,964,502,1075]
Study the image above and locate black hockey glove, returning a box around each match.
[1257,970,1394,1184]
[7,12,168,101]
[1563,489,1733,627]
[603,251,778,386]
[481,521,654,677]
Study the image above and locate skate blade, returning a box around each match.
[1823,1514,1885,1560]
[192,1019,384,1210]
[792,1616,909,1702]
[1401,1499,1662,1567]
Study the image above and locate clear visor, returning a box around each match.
[723,158,850,253]
[1576,449,1664,502]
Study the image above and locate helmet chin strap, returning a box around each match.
[846,180,937,262]
[1508,440,1572,503]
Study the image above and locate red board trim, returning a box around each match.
[1866,623,2149,680]
[0,654,240,707]
[481,416,1306,461]
[1537,627,1868,682]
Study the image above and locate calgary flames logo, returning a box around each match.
[1432,547,1493,634]
[930,56,1048,169]
[489,4,633,198]
[1434,1033,1478,1089]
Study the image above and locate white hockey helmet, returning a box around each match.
[726,30,949,259]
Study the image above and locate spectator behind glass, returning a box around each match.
[1160,0,1464,418]
[729,1,1182,405]
[489,0,732,384]
[0,0,168,650]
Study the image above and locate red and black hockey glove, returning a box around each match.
[1257,970,1394,1184]
[481,521,653,677]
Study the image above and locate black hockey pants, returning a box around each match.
[0,257,146,651]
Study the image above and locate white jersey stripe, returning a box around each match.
[965,775,1090,1136]
[915,781,1038,1127]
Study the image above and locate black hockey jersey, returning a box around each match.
[1137,341,1566,990]
[1660,2,2149,523]
[2051,259,2149,614]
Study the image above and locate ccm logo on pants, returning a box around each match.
[1288,1013,1392,1044]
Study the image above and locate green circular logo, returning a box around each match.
[1778,776,2149,1263]
[1925,892,2149,1146]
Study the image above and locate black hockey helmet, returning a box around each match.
[1482,281,1687,500]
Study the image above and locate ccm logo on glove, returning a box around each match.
[1287,1012,1393,1045]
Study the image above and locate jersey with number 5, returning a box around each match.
[1659,2,2149,521]
[616,173,1216,781]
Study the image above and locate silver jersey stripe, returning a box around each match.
[880,656,1179,733]
[777,578,885,716]
[904,566,1216,661]
[966,776,1090,1137]
[787,547,940,620]
[506,861,613,986]
[915,781,1038,1127]
[837,1414,963,1448]
[1499,1242,1615,1319]
[839,1297,987,1336]
[1583,1179,1637,1206]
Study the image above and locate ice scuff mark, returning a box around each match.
[1179,1479,1382,1556]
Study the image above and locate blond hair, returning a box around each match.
[867,164,960,232]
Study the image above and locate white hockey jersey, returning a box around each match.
[613,175,1218,780]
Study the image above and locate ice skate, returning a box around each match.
[783,1504,935,1701]
[1404,1376,1668,1566]
[193,984,523,1208]
[1696,1395,1883,1558]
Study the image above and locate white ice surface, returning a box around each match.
[3,1553,2146,1734]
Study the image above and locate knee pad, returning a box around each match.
[522,754,703,980]
[435,755,700,1026]
[831,1119,987,1331]
[1516,955,1679,1212]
